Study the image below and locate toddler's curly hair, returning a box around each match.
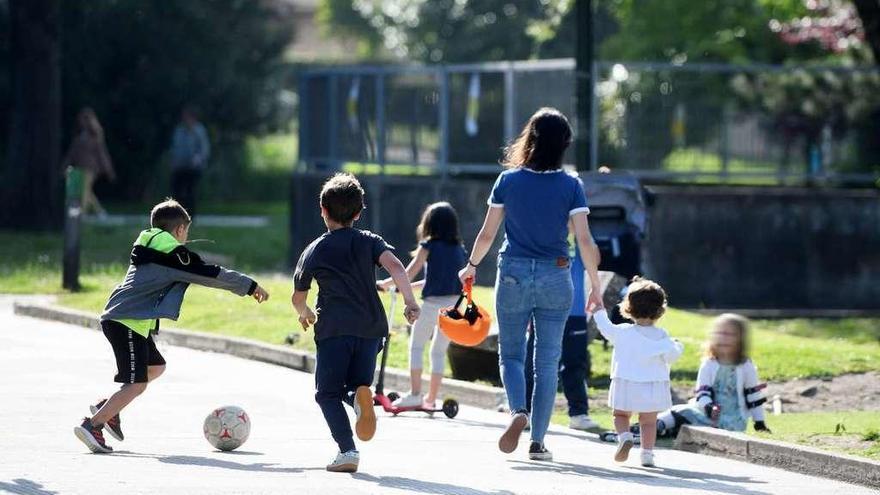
[620,277,667,321]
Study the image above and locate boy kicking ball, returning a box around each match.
[292,173,419,473]
[74,199,269,453]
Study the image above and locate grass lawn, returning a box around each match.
[2,213,877,384]
[51,270,880,386]
[551,408,880,461]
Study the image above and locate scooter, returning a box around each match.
[372,287,459,419]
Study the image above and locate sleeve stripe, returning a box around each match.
[569,206,590,216]
[488,202,504,208]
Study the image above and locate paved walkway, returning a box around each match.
[1,299,874,495]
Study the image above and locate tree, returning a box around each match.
[2,0,62,229]
[319,0,569,62]
[58,1,295,202]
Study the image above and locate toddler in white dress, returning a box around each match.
[592,277,683,467]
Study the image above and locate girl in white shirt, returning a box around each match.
[593,278,683,467]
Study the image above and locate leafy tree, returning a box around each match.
[2,0,62,229]
[58,1,295,201]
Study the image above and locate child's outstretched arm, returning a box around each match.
[379,250,420,324]
[378,246,428,290]
[592,308,622,342]
[291,290,316,330]
[147,245,266,301]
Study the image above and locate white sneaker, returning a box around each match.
[393,393,424,408]
[569,414,601,432]
[640,449,655,467]
[326,450,359,473]
[614,432,634,462]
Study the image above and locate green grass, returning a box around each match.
[0,204,289,294]
[662,147,786,185]
[749,410,880,460]
[550,408,880,460]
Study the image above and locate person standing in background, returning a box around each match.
[169,105,210,217]
[61,108,116,216]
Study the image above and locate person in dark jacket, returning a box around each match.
[73,199,269,454]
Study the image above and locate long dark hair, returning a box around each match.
[502,107,572,171]
[416,202,462,245]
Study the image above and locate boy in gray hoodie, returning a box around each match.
[74,199,269,453]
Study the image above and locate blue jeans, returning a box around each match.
[495,255,573,444]
[315,335,382,452]
[525,316,591,417]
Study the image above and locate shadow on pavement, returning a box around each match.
[352,473,515,495]
[0,479,58,495]
[508,460,771,495]
[111,451,322,474]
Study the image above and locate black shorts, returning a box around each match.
[101,320,166,384]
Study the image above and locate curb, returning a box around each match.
[12,303,506,410]
[675,425,880,489]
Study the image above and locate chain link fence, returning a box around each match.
[298,59,880,184]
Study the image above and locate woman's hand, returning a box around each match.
[586,284,604,313]
[459,264,476,285]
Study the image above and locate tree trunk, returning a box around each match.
[854,0,880,63]
[2,0,61,229]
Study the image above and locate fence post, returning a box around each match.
[720,104,731,181]
[590,60,599,171]
[504,63,515,144]
[438,67,450,177]
[298,73,309,171]
[62,167,82,291]
[376,72,386,174]
[328,74,339,170]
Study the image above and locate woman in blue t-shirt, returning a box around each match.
[459,108,602,461]
[379,202,467,409]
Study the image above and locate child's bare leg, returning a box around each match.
[409,368,422,395]
[148,364,166,382]
[425,373,443,403]
[613,409,631,434]
[639,412,658,450]
[92,382,147,425]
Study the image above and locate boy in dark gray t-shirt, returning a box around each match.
[292,173,419,474]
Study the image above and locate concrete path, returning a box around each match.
[1,298,874,495]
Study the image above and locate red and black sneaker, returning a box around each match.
[74,418,113,453]
[90,399,123,441]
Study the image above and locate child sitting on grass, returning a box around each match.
[654,313,770,437]
[74,199,269,453]
[378,201,467,409]
[292,173,420,473]
[592,277,683,467]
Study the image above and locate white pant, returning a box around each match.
[410,295,458,375]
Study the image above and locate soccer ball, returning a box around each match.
[203,405,250,451]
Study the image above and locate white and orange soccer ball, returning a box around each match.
[203,405,251,451]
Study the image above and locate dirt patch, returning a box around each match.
[669,371,880,413]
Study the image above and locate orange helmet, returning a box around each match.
[438,279,491,347]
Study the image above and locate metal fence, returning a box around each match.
[298,59,880,184]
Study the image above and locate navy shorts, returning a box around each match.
[101,320,166,384]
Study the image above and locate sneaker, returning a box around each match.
[393,393,424,408]
[614,431,634,462]
[353,386,376,441]
[326,450,359,473]
[498,412,529,453]
[74,418,113,453]
[569,414,601,432]
[90,399,123,441]
[640,449,655,467]
[528,441,553,461]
